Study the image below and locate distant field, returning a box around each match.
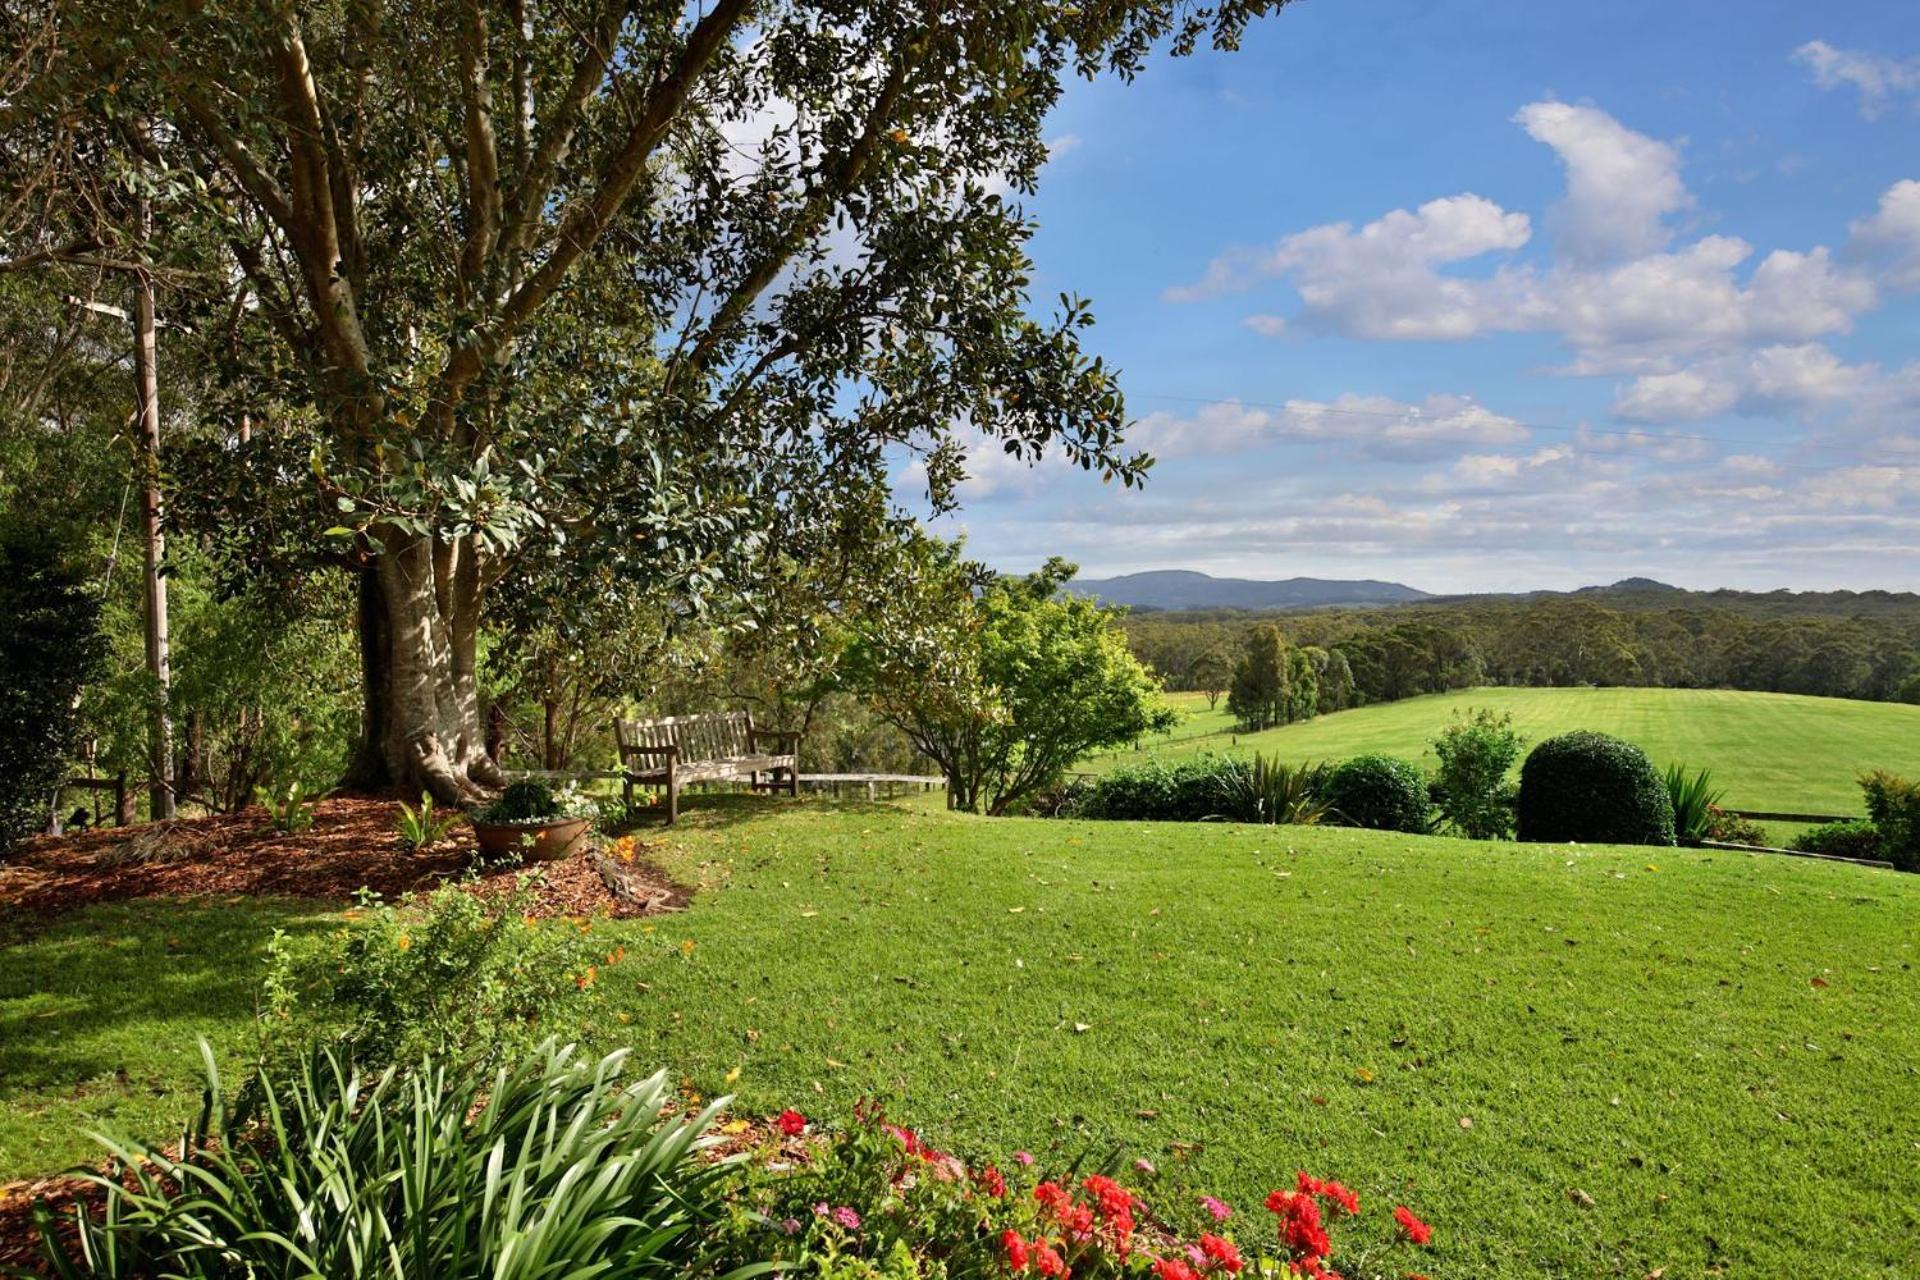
[1087,686,1920,817]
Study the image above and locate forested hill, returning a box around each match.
[1069,570,1429,610]
[1118,585,1920,706]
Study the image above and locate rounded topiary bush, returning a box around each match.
[1322,754,1433,832]
[1516,731,1675,846]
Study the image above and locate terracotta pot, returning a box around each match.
[472,816,589,863]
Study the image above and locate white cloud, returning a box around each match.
[1850,179,1920,288]
[1127,392,1529,459]
[1171,100,1882,380]
[1163,193,1531,339]
[1611,343,1873,422]
[1513,101,1690,262]
[1795,40,1920,119]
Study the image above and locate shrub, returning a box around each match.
[1702,805,1769,846]
[1214,754,1330,825]
[1664,764,1724,846]
[0,531,106,853]
[1321,754,1433,833]
[1516,731,1675,846]
[1075,756,1244,822]
[1859,770,1920,871]
[1429,708,1523,839]
[38,1040,735,1278]
[1788,819,1885,862]
[717,1109,1435,1280]
[261,876,613,1072]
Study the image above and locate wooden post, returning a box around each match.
[132,195,175,820]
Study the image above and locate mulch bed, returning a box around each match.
[0,797,688,921]
[0,797,694,1271]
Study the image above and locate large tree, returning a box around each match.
[5,0,1286,799]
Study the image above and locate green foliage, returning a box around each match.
[0,530,105,853]
[1429,708,1523,840]
[1073,756,1243,822]
[1321,754,1433,833]
[1787,819,1885,862]
[1517,731,1676,846]
[1701,806,1769,846]
[36,1040,744,1279]
[481,780,564,824]
[1214,753,1330,825]
[394,793,463,851]
[1227,624,1292,731]
[1859,769,1920,871]
[855,552,1173,815]
[260,878,611,1072]
[255,779,320,834]
[1664,764,1725,846]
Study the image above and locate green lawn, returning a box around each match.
[4,798,1917,1277]
[1088,686,1920,817]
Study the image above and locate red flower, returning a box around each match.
[1393,1206,1433,1247]
[1154,1258,1198,1280]
[979,1165,1008,1198]
[1034,1181,1073,1217]
[1266,1188,1331,1262]
[775,1109,806,1137]
[1198,1233,1243,1273]
[1002,1229,1030,1272]
[1033,1243,1069,1279]
[1319,1181,1359,1216]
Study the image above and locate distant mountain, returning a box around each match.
[1576,577,1685,595]
[1069,570,1430,611]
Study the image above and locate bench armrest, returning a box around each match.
[748,728,802,748]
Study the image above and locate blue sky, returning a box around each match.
[924,0,1920,593]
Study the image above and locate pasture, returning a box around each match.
[1087,686,1920,818]
[4,798,1917,1277]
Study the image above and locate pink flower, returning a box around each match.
[779,1218,802,1236]
[1134,1157,1158,1176]
[1200,1196,1233,1222]
[1013,1150,1035,1166]
[832,1205,862,1231]
[776,1109,807,1137]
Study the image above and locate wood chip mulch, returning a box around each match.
[0,797,688,922]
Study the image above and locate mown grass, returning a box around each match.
[3,798,1917,1277]
[1087,686,1920,818]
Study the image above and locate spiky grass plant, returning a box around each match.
[37,1040,767,1280]
[1214,754,1330,825]
[1664,763,1725,846]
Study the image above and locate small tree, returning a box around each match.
[0,532,106,850]
[1189,649,1233,711]
[1430,708,1523,840]
[855,553,1172,814]
[1227,624,1291,731]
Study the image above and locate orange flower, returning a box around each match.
[577,965,598,990]
[395,933,411,952]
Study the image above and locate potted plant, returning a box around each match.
[472,781,595,862]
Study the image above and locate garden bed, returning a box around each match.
[0,798,685,921]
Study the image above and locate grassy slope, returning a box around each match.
[1087,686,1920,816]
[6,799,1916,1277]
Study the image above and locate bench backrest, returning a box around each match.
[616,711,753,763]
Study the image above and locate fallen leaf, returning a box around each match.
[1567,1188,1596,1208]
[1810,977,1829,988]
[723,1066,741,1086]
[1072,1022,1092,1034]
[1458,1116,1473,1129]
[722,1119,750,1134]
[1353,1067,1375,1084]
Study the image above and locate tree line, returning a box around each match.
[1128,592,1920,725]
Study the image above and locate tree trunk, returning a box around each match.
[343,532,505,803]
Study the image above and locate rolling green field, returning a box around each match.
[4,798,1917,1277]
[1087,686,1920,817]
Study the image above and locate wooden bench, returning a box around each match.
[615,711,800,824]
